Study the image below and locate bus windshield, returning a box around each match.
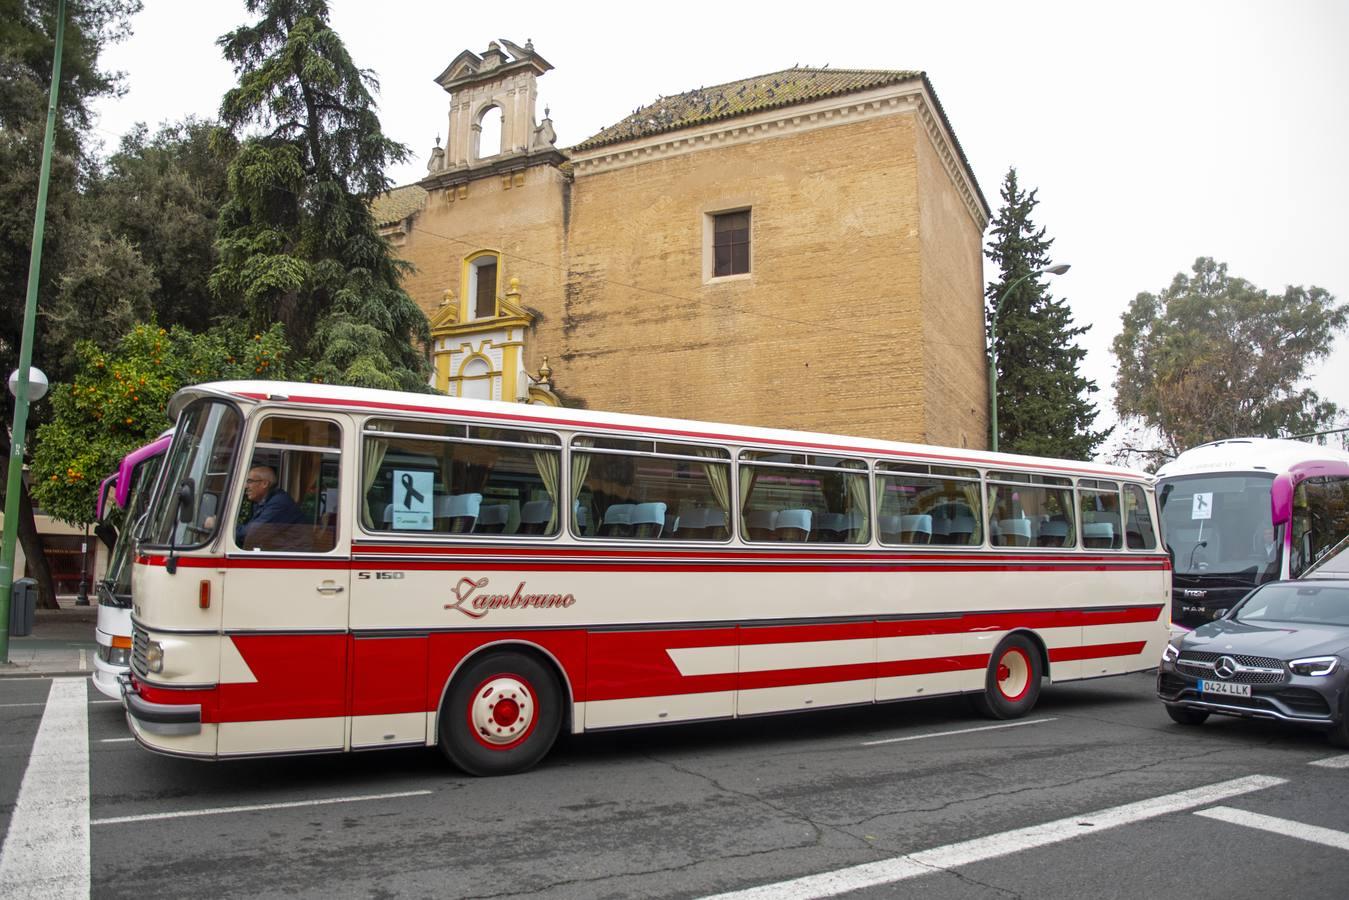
[144,399,242,547]
[98,452,166,606]
[1158,473,1280,585]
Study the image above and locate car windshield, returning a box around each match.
[1158,473,1279,583]
[1233,583,1349,627]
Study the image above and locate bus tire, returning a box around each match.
[971,634,1042,719]
[1165,704,1210,726]
[439,650,562,776]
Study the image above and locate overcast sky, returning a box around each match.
[88,0,1349,454]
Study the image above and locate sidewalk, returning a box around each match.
[1,597,99,678]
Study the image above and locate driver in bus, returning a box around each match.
[234,465,304,546]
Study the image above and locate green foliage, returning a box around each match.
[72,118,238,334]
[986,168,1109,460]
[30,321,291,524]
[210,0,431,390]
[1112,257,1349,457]
[0,0,142,421]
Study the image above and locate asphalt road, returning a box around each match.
[2,671,1347,898]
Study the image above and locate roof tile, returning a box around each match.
[570,67,922,151]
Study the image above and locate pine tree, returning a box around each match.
[985,168,1108,460]
[209,0,430,391]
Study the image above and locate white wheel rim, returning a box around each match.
[470,677,534,747]
[996,649,1031,701]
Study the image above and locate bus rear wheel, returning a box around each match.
[971,634,1042,719]
[439,650,561,776]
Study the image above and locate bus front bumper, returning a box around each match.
[120,673,202,736]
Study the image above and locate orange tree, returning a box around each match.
[30,321,290,525]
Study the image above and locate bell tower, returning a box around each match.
[421,38,562,185]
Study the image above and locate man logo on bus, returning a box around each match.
[445,576,577,619]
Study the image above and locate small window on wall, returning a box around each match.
[470,257,498,319]
[986,472,1075,549]
[876,462,983,546]
[235,417,342,553]
[361,418,560,537]
[1078,479,1123,550]
[739,451,870,544]
[710,209,750,278]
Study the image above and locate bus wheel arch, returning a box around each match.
[436,644,567,776]
[971,631,1045,720]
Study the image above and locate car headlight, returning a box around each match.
[1161,643,1180,664]
[1289,656,1339,677]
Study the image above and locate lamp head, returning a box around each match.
[1044,264,1071,276]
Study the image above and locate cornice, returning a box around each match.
[567,81,988,231]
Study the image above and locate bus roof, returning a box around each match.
[171,380,1150,482]
[1156,437,1349,481]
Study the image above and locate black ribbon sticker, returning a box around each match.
[400,472,425,509]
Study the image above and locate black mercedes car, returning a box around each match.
[1157,578,1349,747]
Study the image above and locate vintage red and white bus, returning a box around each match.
[123,381,1170,775]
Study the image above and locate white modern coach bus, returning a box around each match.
[122,381,1170,775]
[1156,438,1349,629]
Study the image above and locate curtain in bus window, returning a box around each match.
[694,448,732,522]
[570,448,591,535]
[845,473,871,543]
[527,434,560,532]
[361,436,389,529]
[959,482,983,545]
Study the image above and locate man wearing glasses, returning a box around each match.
[236,465,303,548]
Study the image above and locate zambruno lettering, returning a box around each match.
[448,577,575,618]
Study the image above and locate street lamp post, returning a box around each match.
[988,263,1070,453]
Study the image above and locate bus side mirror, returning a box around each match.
[176,481,195,524]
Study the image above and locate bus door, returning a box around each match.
[218,414,350,755]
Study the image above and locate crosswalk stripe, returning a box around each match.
[698,775,1286,899]
[1309,754,1349,769]
[0,678,90,899]
[1196,806,1349,851]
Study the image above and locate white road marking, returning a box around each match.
[1196,806,1349,851]
[91,789,434,825]
[88,700,120,705]
[861,718,1056,746]
[1309,754,1349,769]
[79,649,87,672]
[0,678,90,899]
[699,775,1286,900]
[0,702,44,708]
[98,737,135,744]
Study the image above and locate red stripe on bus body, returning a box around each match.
[137,554,1168,575]
[236,391,1130,478]
[134,619,1158,722]
[1048,641,1147,662]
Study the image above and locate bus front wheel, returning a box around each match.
[971,634,1042,719]
[439,650,562,776]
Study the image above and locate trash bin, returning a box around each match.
[9,577,36,637]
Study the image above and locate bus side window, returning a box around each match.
[237,416,341,553]
[362,419,561,537]
[571,438,732,541]
[1122,484,1157,550]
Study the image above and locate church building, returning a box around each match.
[374,39,991,447]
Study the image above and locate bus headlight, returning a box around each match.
[144,640,165,673]
[1289,656,1339,677]
[1161,643,1180,664]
